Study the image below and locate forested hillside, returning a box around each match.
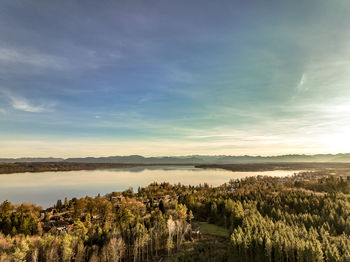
[0,171,350,261]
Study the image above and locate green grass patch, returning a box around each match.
[192,221,229,238]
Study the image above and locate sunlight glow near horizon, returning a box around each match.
[1,0,350,157]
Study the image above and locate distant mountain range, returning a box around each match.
[2,154,350,163]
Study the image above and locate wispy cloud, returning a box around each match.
[10,97,46,113]
[1,90,55,113]
[296,73,307,91]
[0,44,123,76]
[0,46,70,70]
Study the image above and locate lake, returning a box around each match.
[0,166,301,207]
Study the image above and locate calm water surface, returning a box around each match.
[0,166,301,207]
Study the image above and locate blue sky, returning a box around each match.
[1,0,350,157]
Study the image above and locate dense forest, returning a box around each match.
[0,170,350,261]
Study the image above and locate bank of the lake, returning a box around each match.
[0,166,302,207]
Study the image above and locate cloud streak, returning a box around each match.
[1,90,55,113]
[296,73,307,91]
[0,46,70,70]
[10,97,46,113]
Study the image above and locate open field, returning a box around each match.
[192,221,229,238]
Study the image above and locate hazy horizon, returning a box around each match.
[1,0,350,157]
[2,152,350,160]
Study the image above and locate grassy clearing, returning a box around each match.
[192,221,229,238]
[158,237,229,262]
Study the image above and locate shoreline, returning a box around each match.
[2,161,350,174]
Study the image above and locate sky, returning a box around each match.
[1,0,350,157]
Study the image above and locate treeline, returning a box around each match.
[0,163,139,174]
[1,172,350,261]
[0,202,41,236]
[4,162,350,175]
[196,163,350,172]
[294,176,350,194]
